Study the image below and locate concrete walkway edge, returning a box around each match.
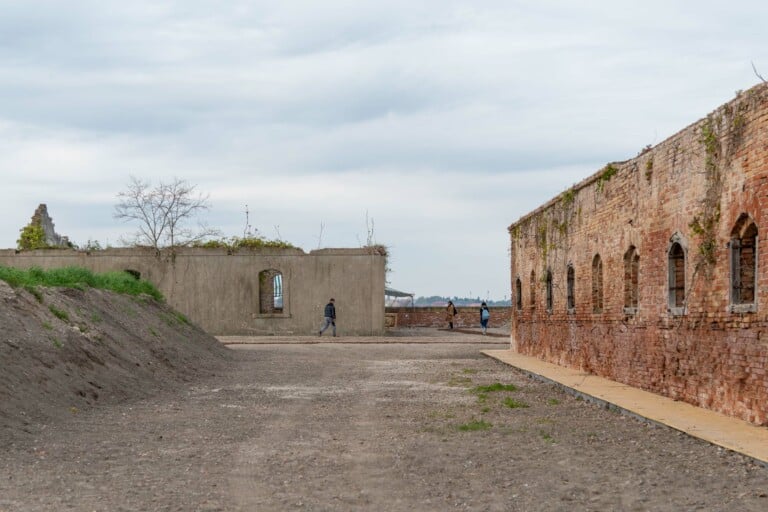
[483,349,768,467]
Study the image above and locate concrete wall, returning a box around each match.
[0,246,386,336]
[508,83,768,425]
[386,306,511,329]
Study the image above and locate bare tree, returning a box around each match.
[114,176,219,250]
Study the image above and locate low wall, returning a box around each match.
[0,247,386,336]
[386,306,511,329]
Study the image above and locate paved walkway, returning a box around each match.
[483,349,768,466]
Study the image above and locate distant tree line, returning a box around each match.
[413,296,511,307]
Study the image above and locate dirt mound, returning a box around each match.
[0,281,231,440]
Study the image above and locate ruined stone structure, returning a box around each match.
[508,83,768,425]
[0,247,386,336]
[28,204,70,247]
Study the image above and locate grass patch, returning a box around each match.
[457,419,492,432]
[447,376,473,387]
[540,430,555,443]
[481,406,490,414]
[24,285,43,303]
[90,312,102,323]
[0,266,163,301]
[51,337,63,349]
[503,397,529,409]
[42,321,53,330]
[471,382,518,394]
[462,368,478,375]
[547,398,561,406]
[149,327,159,337]
[49,306,69,322]
[174,312,190,325]
[476,393,488,404]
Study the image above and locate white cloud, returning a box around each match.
[2,0,768,298]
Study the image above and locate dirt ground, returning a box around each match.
[2,331,768,511]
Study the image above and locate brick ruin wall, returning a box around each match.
[386,307,511,329]
[509,83,768,425]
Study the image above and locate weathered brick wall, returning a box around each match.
[386,307,511,328]
[509,83,768,425]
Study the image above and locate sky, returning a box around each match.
[2,1,767,300]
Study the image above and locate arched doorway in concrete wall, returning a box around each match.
[259,269,284,314]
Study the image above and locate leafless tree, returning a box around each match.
[114,176,220,250]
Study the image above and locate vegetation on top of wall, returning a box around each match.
[192,236,297,251]
[0,266,164,301]
[595,164,619,193]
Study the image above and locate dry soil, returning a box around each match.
[2,324,768,511]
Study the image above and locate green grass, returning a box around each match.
[447,376,473,387]
[24,285,43,303]
[540,430,555,443]
[462,368,478,375]
[42,321,53,330]
[0,266,163,301]
[48,306,69,322]
[51,337,63,349]
[457,419,492,432]
[471,382,519,394]
[503,397,529,409]
[547,398,561,406]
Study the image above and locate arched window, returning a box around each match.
[668,241,686,310]
[529,270,536,309]
[566,265,575,311]
[592,254,603,313]
[623,246,639,312]
[259,269,284,314]
[545,269,553,312]
[515,277,522,311]
[730,215,758,309]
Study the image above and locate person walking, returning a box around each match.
[446,300,457,329]
[480,302,490,335]
[318,298,336,336]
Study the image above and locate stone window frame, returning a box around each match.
[729,214,758,314]
[667,233,687,316]
[623,246,639,315]
[592,254,603,314]
[515,277,523,312]
[566,264,575,314]
[545,269,553,313]
[257,268,290,317]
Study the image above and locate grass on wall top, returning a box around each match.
[0,266,164,301]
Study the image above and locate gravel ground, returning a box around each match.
[2,339,767,511]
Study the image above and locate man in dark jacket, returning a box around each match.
[318,298,336,336]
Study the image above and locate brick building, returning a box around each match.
[508,83,768,425]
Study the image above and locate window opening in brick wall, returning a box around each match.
[730,215,758,310]
[259,269,284,314]
[623,246,639,313]
[592,254,603,313]
[515,277,522,311]
[545,269,553,312]
[668,242,686,310]
[566,265,575,311]
[529,270,536,309]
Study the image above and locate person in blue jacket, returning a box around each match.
[318,298,336,336]
[480,302,490,335]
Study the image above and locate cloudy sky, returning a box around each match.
[2,1,767,300]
